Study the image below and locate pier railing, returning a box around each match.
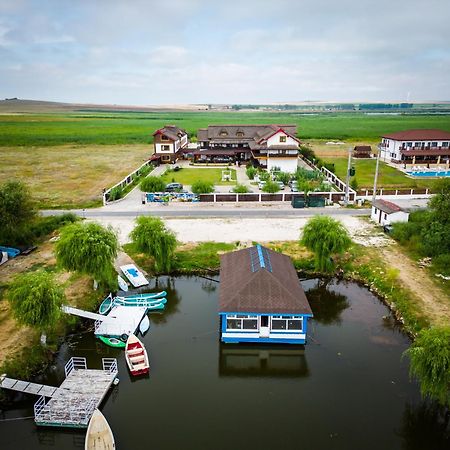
[64,357,87,378]
[102,358,118,377]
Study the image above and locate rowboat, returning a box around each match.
[139,315,150,335]
[85,409,115,450]
[125,334,149,376]
[118,291,167,301]
[98,335,126,348]
[98,294,114,315]
[120,264,149,288]
[117,275,129,292]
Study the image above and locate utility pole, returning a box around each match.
[372,148,381,204]
[344,146,352,206]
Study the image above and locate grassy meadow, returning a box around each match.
[1,111,450,146]
[161,168,237,186]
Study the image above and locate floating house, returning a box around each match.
[218,245,313,344]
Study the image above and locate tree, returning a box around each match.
[403,327,450,407]
[0,180,36,244]
[140,176,166,193]
[191,180,214,194]
[246,166,257,180]
[301,216,351,272]
[130,217,177,273]
[8,270,65,345]
[262,181,280,193]
[55,222,118,287]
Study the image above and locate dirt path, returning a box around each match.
[380,244,450,327]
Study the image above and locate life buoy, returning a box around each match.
[120,334,128,342]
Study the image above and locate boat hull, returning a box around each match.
[125,334,149,376]
[98,335,126,348]
[85,409,115,450]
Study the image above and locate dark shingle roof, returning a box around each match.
[197,124,297,142]
[382,129,450,141]
[219,245,312,315]
[153,125,187,140]
[373,199,403,214]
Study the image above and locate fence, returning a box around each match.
[144,192,199,203]
[103,160,162,205]
[356,188,430,198]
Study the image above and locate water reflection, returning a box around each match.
[219,344,310,378]
[304,278,349,324]
[399,401,450,450]
[144,276,182,324]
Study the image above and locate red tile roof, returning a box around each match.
[373,199,403,214]
[382,129,450,141]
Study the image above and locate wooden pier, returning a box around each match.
[0,357,118,428]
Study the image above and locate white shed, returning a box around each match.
[371,199,410,226]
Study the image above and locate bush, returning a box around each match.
[262,181,280,193]
[191,180,214,194]
[139,164,151,177]
[433,253,450,276]
[275,172,290,185]
[140,176,166,193]
[391,221,423,245]
[350,178,359,190]
[232,184,250,193]
[109,185,123,201]
[29,213,79,239]
[246,166,257,180]
[258,171,270,181]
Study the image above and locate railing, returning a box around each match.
[144,192,199,203]
[102,358,118,377]
[34,396,97,427]
[64,357,87,378]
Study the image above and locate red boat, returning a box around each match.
[125,334,149,376]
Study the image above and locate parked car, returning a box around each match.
[165,182,183,192]
[290,185,299,192]
[383,224,393,234]
[289,180,298,188]
[258,181,266,190]
[276,181,285,190]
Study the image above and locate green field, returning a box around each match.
[1,112,450,146]
[322,158,431,189]
[161,168,237,186]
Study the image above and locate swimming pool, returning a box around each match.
[407,170,450,177]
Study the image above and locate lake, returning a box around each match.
[0,276,448,450]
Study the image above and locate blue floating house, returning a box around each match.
[218,245,313,344]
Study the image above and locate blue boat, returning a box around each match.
[99,295,167,315]
[98,294,114,315]
[120,291,167,301]
[0,246,20,258]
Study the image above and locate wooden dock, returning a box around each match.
[1,357,118,429]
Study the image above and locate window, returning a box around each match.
[279,135,287,143]
[161,135,169,140]
[432,142,438,147]
[406,142,412,147]
[161,145,170,151]
[270,315,303,332]
[226,314,258,331]
[414,142,421,147]
[384,213,387,220]
[161,155,171,162]
[219,129,228,137]
[442,142,449,147]
[374,207,377,214]
[236,131,244,137]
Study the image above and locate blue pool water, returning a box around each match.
[407,170,450,177]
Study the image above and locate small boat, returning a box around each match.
[120,264,149,288]
[146,302,166,311]
[98,294,114,315]
[117,275,129,292]
[0,251,8,266]
[0,246,20,258]
[118,291,167,301]
[114,297,167,308]
[139,315,150,335]
[85,409,115,450]
[98,335,126,348]
[125,334,149,376]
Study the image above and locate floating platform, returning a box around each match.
[94,305,148,338]
[0,357,118,429]
[120,264,149,287]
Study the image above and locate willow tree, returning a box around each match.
[404,327,450,407]
[55,222,119,288]
[301,216,351,272]
[8,270,65,345]
[130,216,177,273]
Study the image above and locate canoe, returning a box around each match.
[120,264,149,288]
[98,335,126,349]
[85,409,115,450]
[118,291,166,301]
[98,294,114,315]
[125,334,149,376]
[114,297,167,308]
[0,246,20,258]
[146,302,166,311]
[117,275,129,292]
[139,315,150,335]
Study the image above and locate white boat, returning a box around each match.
[120,264,149,288]
[0,251,8,266]
[117,275,129,292]
[85,409,115,450]
[139,315,150,335]
[125,334,149,376]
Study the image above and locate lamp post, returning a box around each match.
[344,147,352,206]
[372,148,381,204]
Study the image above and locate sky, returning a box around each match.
[0,0,449,105]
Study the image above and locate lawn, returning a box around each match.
[1,112,450,146]
[321,157,431,189]
[0,144,152,208]
[160,167,237,186]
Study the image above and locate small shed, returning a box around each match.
[218,245,313,344]
[353,145,372,158]
[371,199,410,226]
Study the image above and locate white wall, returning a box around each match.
[267,157,298,173]
[371,206,410,225]
[267,131,298,147]
[155,142,175,154]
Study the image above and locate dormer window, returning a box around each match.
[161,135,169,140]
[279,135,287,143]
[219,129,228,137]
[236,131,244,137]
